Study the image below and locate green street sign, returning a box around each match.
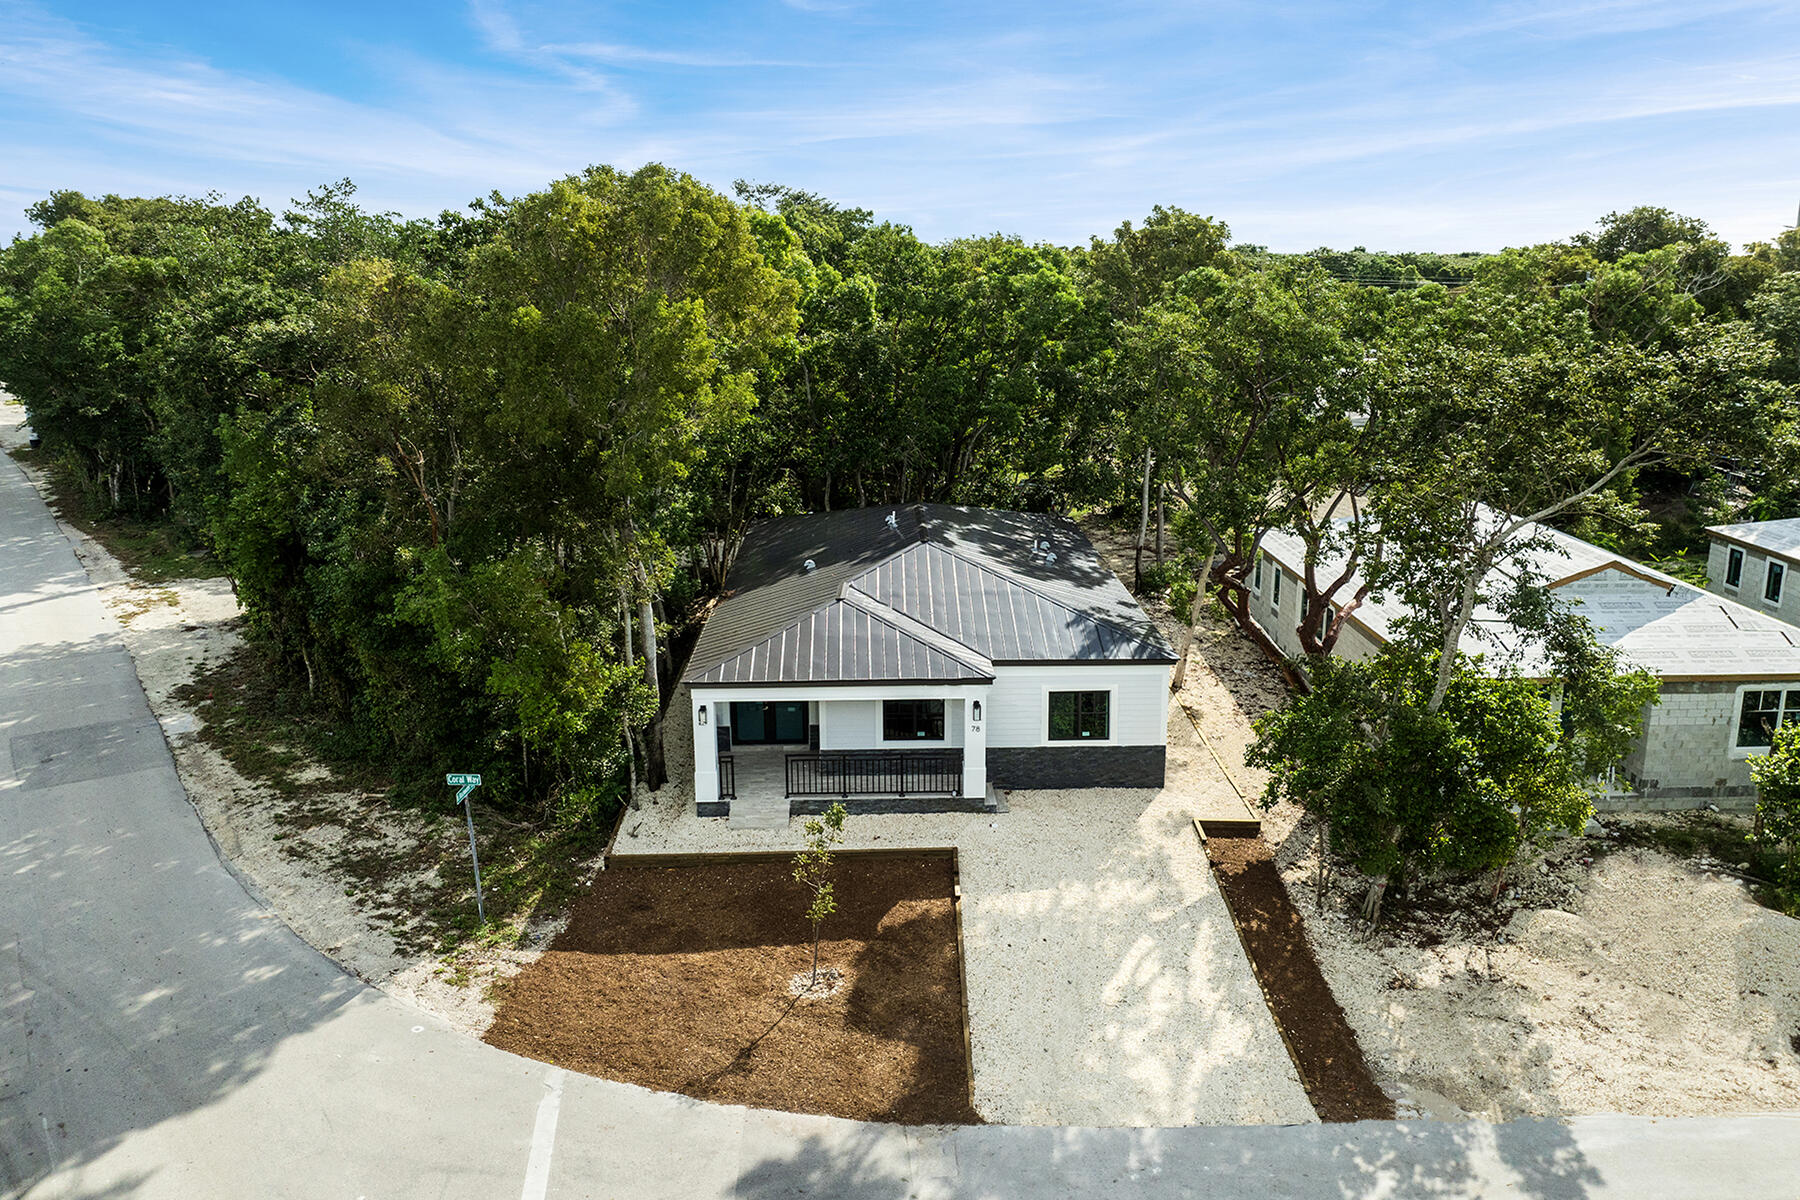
[446,773,486,924]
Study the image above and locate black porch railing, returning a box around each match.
[784,750,963,798]
[718,753,736,800]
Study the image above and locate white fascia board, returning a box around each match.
[689,682,992,705]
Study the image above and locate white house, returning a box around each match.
[1249,516,1800,811]
[682,505,1176,820]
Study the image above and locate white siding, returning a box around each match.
[985,663,1169,748]
[821,699,877,749]
[820,698,964,749]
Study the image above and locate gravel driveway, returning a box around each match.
[618,694,1315,1127]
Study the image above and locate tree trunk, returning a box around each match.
[621,597,640,810]
[1169,551,1218,692]
[1427,563,1486,713]
[1155,481,1165,566]
[1133,447,1153,592]
[639,593,666,790]
[1361,878,1387,925]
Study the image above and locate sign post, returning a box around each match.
[446,773,486,924]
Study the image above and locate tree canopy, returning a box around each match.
[3,173,1795,853]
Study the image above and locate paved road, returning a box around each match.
[3,443,1799,1199]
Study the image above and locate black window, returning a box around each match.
[1273,570,1282,606]
[883,699,945,741]
[1767,560,1786,604]
[1735,690,1800,744]
[1738,689,1800,748]
[1725,546,1744,588]
[1048,691,1110,740]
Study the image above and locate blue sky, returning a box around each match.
[2,1,1797,251]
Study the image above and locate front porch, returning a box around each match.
[716,744,986,827]
[691,684,994,827]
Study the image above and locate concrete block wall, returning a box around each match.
[1607,682,1760,812]
[1703,537,1800,627]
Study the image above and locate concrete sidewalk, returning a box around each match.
[2,406,1798,1197]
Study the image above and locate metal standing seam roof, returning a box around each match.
[684,597,994,686]
[846,540,1175,663]
[682,504,1176,686]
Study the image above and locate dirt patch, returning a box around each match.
[485,855,978,1125]
[1266,800,1800,1120]
[1206,836,1395,1122]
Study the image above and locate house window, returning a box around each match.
[1048,691,1110,740]
[1725,546,1744,589]
[1737,688,1800,748]
[1766,561,1786,605]
[883,699,945,741]
[1272,570,1282,606]
[1253,555,1264,595]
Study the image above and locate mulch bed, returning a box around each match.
[1206,837,1396,1123]
[484,855,978,1125]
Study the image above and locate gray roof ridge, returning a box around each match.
[681,521,929,678]
[853,538,1173,656]
[836,584,997,676]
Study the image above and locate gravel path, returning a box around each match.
[620,693,1315,1128]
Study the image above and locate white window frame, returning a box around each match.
[1252,554,1264,596]
[1040,684,1119,747]
[1272,569,1282,608]
[1765,560,1786,605]
[1729,682,1800,758]
[1724,546,1744,590]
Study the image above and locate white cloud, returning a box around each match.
[0,0,1794,253]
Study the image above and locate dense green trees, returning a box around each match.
[3,173,1796,862]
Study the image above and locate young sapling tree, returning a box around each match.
[792,802,848,988]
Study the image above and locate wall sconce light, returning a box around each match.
[971,700,982,722]
[697,704,708,726]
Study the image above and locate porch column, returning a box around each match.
[692,691,718,805]
[962,688,989,799]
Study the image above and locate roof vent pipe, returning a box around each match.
[885,511,899,532]
[803,559,816,572]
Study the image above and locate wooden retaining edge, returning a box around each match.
[1193,822,1323,1119]
[606,846,958,869]
[1173,695,1262,837]
[948,851,979,1121]
[596,803,631,869]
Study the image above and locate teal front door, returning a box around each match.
[773,701,806,743]
[731,701,808,744]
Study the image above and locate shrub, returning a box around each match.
[1750,724,1800,914]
